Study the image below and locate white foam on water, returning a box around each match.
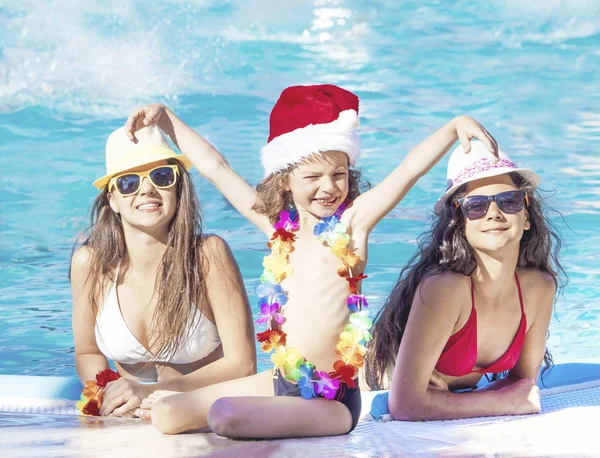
[0,0,370,116]
[1,0,199,115]
[3,0,596,116]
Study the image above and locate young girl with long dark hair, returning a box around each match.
[366,141,564,420]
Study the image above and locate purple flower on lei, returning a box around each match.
[256,281,288,306]
[273,209,299,232]
[314,371,341,399]
[347,294,369,312]
[297,363,317,399]
[255,302,285,325]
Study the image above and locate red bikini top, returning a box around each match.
[435,273,527,377]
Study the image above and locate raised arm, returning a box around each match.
[71,246,111,384]
[125,105,273,235]
[388,273,540,422]
[350,116,498,232]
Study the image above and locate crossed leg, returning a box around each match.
[144,369,353,438]
[208,394,354,439]
[146,369,273,434]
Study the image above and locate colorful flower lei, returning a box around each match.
[76,369,121,416]
[255,202,372,400]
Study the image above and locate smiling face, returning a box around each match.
[461,174,530,254]
[285,150,350,218]
[107,159,178,234]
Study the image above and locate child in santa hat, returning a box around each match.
[125,84,498,438]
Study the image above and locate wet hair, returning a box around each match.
[365,172,566,390]
[252,156,370,223]
[70,159,208,364]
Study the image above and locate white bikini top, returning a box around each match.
[95,265,221,365]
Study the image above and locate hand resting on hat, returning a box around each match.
[452,115,498,156]
[125,104,167,143]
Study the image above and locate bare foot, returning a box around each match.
[135,390,180,420]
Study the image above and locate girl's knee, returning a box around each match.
[207,397,246,437]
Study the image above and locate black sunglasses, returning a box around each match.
[456,190,528,220]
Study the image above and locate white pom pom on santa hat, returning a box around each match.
[260,84,361,177]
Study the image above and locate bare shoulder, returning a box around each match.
[199,234,233,259]
[517,268,556,294]
[517,268,557,313]
[70,245,96,309]
[198,234,239,278]
[70,245,93,281]
[415,271,468,312]
[196,235,248,317]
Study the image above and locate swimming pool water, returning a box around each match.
[1,0,599,375]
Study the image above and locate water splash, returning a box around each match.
[0,0,369,116]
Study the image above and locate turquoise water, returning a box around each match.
[1,0,599,375]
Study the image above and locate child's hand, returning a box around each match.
[453,115,498,156]
[125,104,166,143]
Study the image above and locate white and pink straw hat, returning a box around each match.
[435,140,539,212]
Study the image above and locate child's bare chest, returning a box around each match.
[284,230,367,275]
[288,238,337,280]
[279,232,367,315]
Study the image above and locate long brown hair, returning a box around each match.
[71,159,207,362]
[252,165,369,223]
[365,173,566,389]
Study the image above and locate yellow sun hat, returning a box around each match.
[92,125,193,190]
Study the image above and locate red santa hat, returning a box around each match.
[260,84,361,177]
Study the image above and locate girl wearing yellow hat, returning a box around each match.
[70,125,256,417]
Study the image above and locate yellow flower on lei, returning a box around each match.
[330,237,359,269]
[330,236,349,256]
[268,237,295,256]
[271,346,302,368]
[336,344,367,368]
[341,249,360,269]
[336,328,367,367]
[262,252,293,283]
[337,328,364,349]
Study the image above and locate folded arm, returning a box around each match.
[388,273,542,421]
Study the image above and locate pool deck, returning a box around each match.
[1,380,599,458]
